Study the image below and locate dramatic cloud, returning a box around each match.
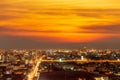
[0,26,60,33]
[0,0,120,48]
[73,9,120,18]
[79,23,120,34]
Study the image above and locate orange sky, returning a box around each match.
[0,0,120,43]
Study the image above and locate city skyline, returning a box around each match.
[0,0,120,48]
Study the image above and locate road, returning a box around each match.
[27,55,45,80]
[42,59,120,63]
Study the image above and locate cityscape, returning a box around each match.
[0,48,120,80]
[0,0,120,80]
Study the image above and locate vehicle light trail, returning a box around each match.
[27,55,45,80]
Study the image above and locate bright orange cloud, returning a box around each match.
[0,0,120,43]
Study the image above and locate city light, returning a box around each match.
[59,58,62,62]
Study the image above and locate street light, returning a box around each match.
[59,58,62,62]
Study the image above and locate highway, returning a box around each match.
[27,55,45,80]
[42,59,120,63]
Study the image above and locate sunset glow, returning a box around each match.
[0,0,120,43]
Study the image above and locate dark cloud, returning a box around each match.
[0,26,64,33]
[73,9,120,12]
[35,9,120,17]
[36,11,68,16]
[0,15,21,20]
[73,9,120,18]
[79,24,120,34]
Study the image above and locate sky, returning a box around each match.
[0,0,120,49]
